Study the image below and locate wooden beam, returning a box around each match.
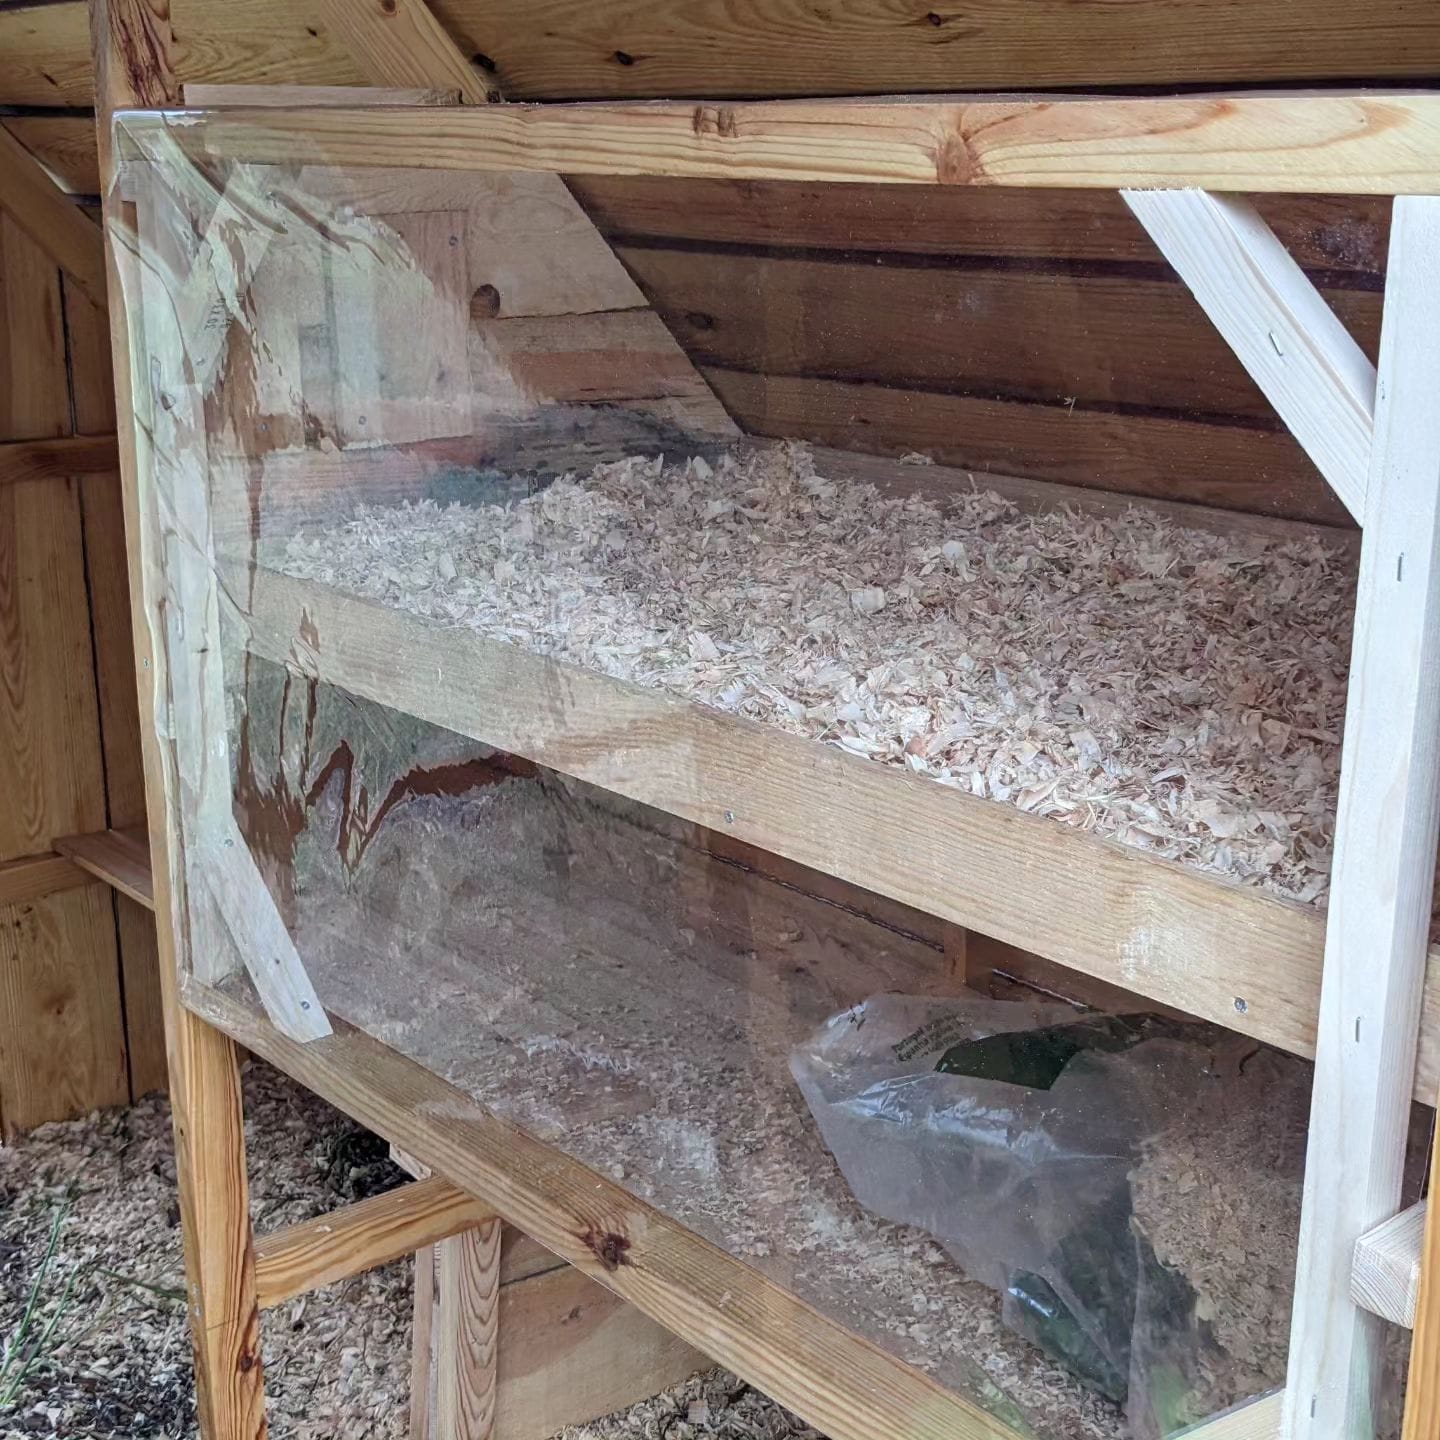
[0,125,106,307]
[433,1221,502,1440]
[54,827,155,909]
[1352,1200,1425,1329]
[1121,190,1374,523]
[312,0,500,104]
[1283,196,1440,1440]
[0,435,119,487]
[235,561,1440,1106]
[0,851,91,908]
[182,83,461,107]
[117,92,1440,194]
[184,980,1026,1440]
[253,1177,496,1310]
[90,0,270,1435]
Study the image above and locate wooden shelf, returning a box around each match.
[237,564,1440,1104]
[54,826,155,910]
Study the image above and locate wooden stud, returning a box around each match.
[1352,1200,1425,1330]
[90,0,270,1434]
[54,827,155,909]
[117,93,1440,195]
[1283,196,1440,1440]
[1122,190,1374,522]
[434,1222,502,1440]
[254,1177,497,1310]
[182,83,462,107]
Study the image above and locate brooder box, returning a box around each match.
[108,95,1440,1440]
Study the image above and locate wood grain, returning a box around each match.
[1403,1152,1440,1438]
[435,1221,501,1440]
[0,127,107,308]
[185,983,1028,1440]
[571,177,1393,277]
[254,1177,496,1310]
[11,0,1440,107]
[706,368,1354,524]
[2,117,102,197]
[236,564,1440,1104]
[1124,190,1375,522]
[1284,197,1440,1440]
[123,94,1440,195]
[0,852,90,908]
[613,239,1382,423]
[313,0,497,103]
[0,434,120,487]
[55,827,155,909]
[1351,1199,1424,1329]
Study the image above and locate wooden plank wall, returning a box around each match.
[0,197,164,1132]
[573,178,1387,523]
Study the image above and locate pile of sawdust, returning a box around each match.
[277,443,1353,905]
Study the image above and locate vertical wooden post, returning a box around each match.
[89,3,269,1437]
[1403,1115,1440,1438]
[1283,196,1440,1440]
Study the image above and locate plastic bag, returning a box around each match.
[791,994,1308,1436]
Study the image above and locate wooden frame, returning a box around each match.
[95,13,1440,1433]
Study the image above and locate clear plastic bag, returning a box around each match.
[791,994,1308,1436]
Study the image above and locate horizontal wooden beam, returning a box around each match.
[0,434,120,487]
[54,827,154,910]
[1352,1200,1426,1329]
[236,564,1440,1105]
[118,92,1440,194]
[254,1175,497,1310]
[0,851,92,908]
[181,83,462,108]
[0,124,107,305]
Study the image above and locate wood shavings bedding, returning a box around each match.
[275,443,1355,906]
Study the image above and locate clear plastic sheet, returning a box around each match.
[792,995,1313,1434]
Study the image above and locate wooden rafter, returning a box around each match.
[0,125,107,306]
[1122,189,1374,523]
[116,92,1440,194]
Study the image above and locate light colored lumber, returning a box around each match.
[254,1177,497,1310]
[0,125,107,307]
[312,0,499,104]
[1122,190,1374,522]
[0,852,91,908]
[1404,1143,1440,1437]
[235,563,1440,1105]
[91,1,270,1432]
[185,980,1026,1440]
[1181,1391,1283,1438]
[183,82,461,106]
[1283,196,1440,1440]
[434,1221,501,1440]
[54,827,155,910]
[2,116,101,195]
[0,434,119,486]
[1352,1200,1425,1329]
[119,93,1440,194]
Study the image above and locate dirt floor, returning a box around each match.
[0,1061,814,1439]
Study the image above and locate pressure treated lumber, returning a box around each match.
[434,1221,502,1440]
[1283,197,1440,1440]
[54,827,156,910]
[1351,1200,1425,1329]
[253,1177,496,1310]
[235,563,1440,1105]
[91,0,271,1432]
[121,93,1440,194]
[182,981,1038,1440]
[182,83,461,107]
[0,126,106,307]
[1122,190,1375,523]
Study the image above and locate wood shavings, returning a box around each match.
[277,443,1355,906]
